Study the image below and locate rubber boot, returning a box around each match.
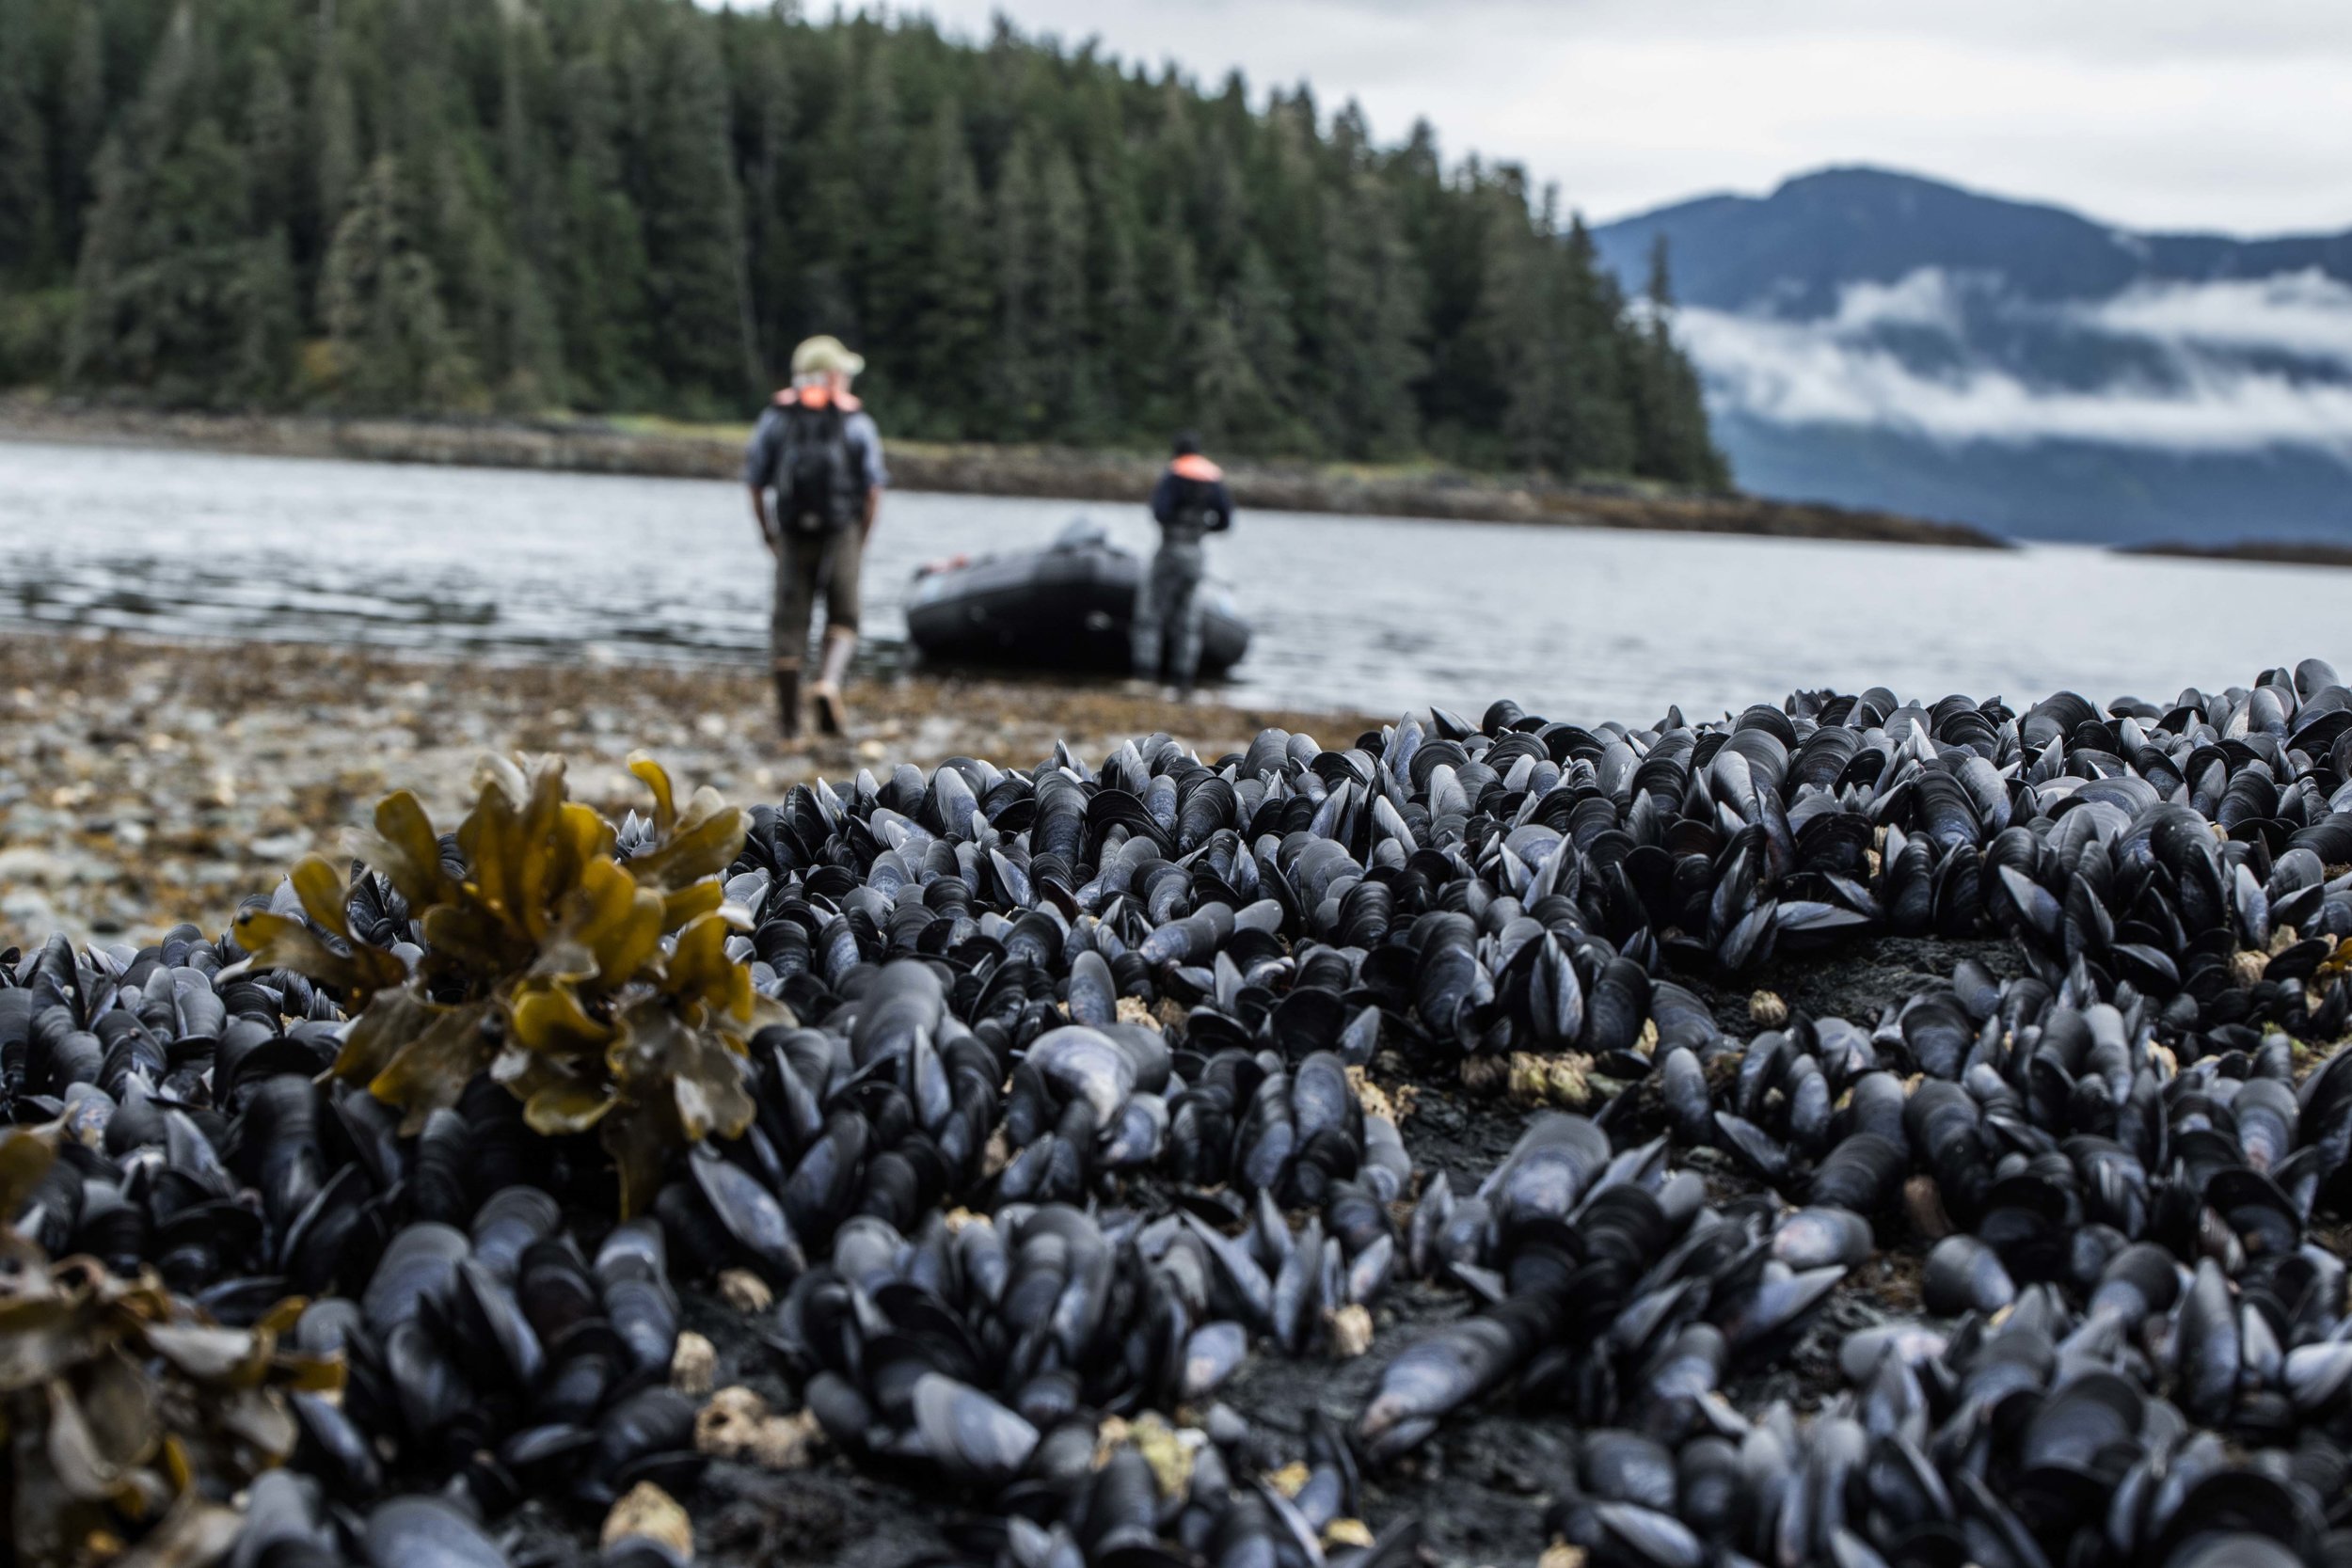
[810,628,855,737]
[772,661,803,741]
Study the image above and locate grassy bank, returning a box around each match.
[0,395,2007,549]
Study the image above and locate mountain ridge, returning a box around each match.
[1589,166,2352,546]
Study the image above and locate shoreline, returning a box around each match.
[0,630,1378,947]
[2122,538,2352,570]
[0,394,2009,550]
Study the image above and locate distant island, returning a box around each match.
[1591,166,2352,548]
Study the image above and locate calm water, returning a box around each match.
[2,438,2343,724]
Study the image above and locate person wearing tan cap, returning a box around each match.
[743,336,888,739]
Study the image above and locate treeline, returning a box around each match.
[0,0,1726,483]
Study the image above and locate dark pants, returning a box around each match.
[771,526,862,668]
[1131,540,1206,686]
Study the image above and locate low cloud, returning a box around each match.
[2081,270,2352,369]
[1678,266,2352,456]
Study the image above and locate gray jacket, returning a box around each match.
[742,398,890,493]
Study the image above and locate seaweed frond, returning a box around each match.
[234,753,786,1215]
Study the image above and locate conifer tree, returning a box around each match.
[0,0,56,280]
[630,6,754,410]
[554,48,648,407]
[57,4,108,258]
[0,0,1727,484]
[312,22,359,251]
[66,6,294,404]
[896,98,991,435]
[319,154,475,409]
[1031,142,1093,436]
[1628,235,1727,487]
[494,19,565,408]
[990,134,1043,431]
[1313,170,1425,457]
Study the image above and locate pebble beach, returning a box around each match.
[0,631,1372,947]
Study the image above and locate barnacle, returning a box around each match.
[233,752,785,1215]
[0,1144,341,1568]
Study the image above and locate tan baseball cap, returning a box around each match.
[791,335,866,377]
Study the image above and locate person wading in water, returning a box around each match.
[1132,434,1234,701]
[744,336,888,739]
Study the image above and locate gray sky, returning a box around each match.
[897,0,2352,236]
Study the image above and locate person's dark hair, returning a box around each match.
[1171,433,1200,457]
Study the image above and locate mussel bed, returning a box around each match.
[7,663,2352,1568]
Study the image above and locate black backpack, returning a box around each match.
[775,402,860,534]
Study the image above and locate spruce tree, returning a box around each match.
[1313,171,1425,457]
[1627,235,1728,486]
[1031,141,1093,436]
[0,0,55,280]
[312,22,359,252]
[57,3,108,259]
[245,48,300,239]
[990,134,1043,432]
[319,153,476,409]
[66,5,294,405]
[1562,215,1637,476]
[494,17,565,409]
[553,47,648,408]
[896,98,991,436]
[628,4,754,411]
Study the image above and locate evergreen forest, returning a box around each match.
[0,0,1726,484]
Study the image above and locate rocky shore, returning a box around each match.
[7,641,2349,1568]
[0,631,1374,946]
[0,396,2007,548]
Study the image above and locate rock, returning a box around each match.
[1326,1304,1375,1359]
[248,832,311,863]
[693,1386,820,1471]
[1503,1052,1594,1109]
[0,846,85,886]
[1457,1053,1510,1097]
[1,887,66,942]
[714,1269,771,1313]
[600,1482,691,1560]
[670,1331,716,1396]
[1089,1413,1197,1497]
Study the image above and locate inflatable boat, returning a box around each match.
[904,519,1250,677]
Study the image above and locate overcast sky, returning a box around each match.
[893,0,2352,236]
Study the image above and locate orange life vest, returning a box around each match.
[775,385,863,413]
